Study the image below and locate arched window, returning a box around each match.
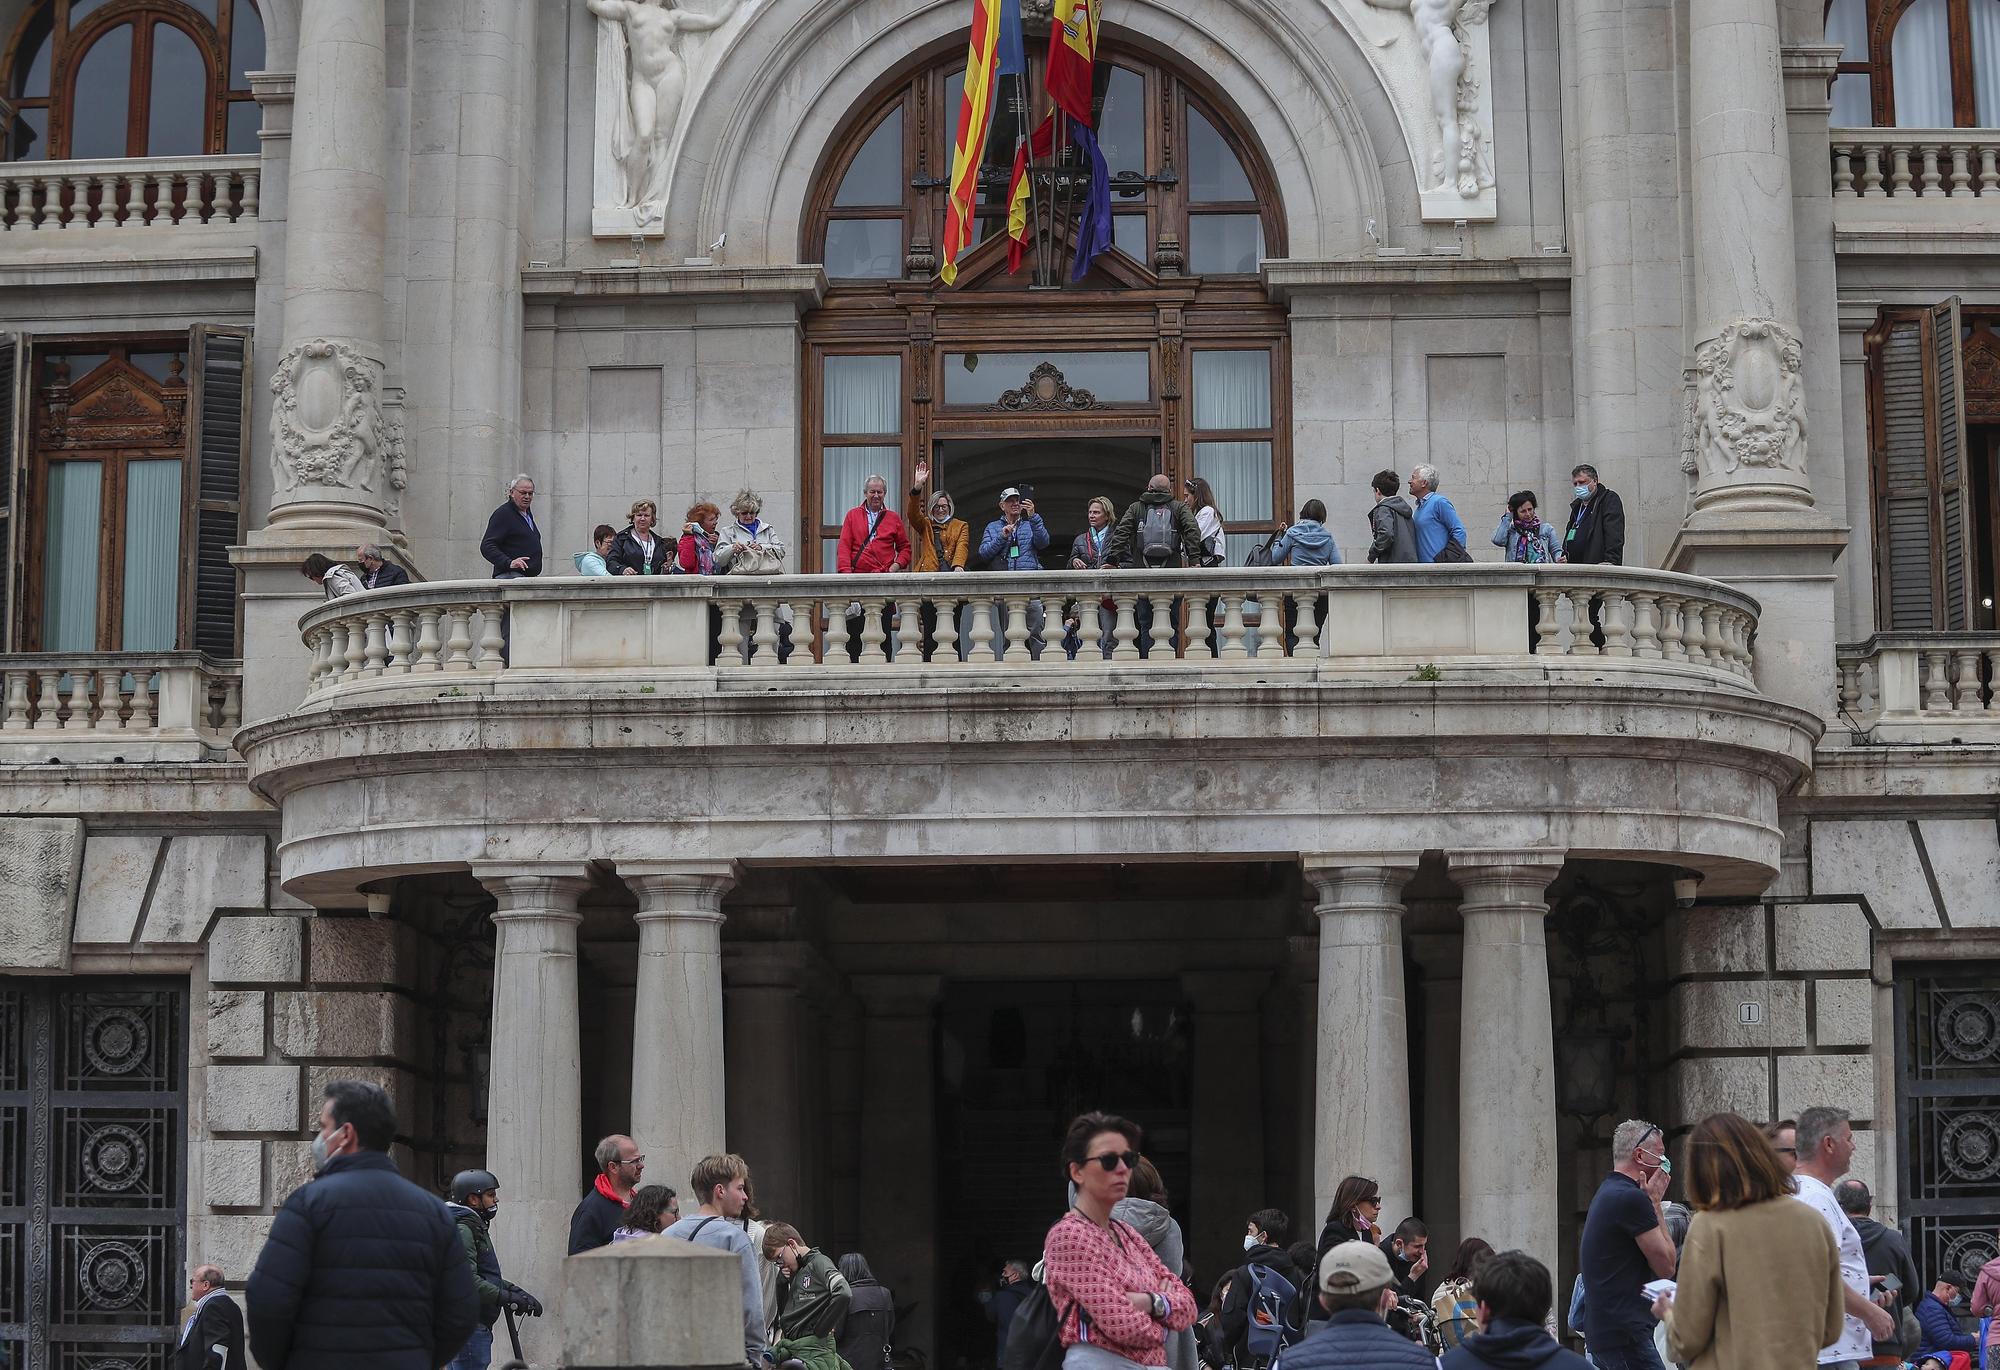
[800,38,1290,572]
[1827,0,2000,127]
[4,0,265,160]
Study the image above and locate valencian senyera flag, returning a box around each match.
[940,0,1004,284]
[1046,0,1101,126]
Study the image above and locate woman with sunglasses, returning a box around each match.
[1315,1176,1384,1261]
[1043,1112,1197,1370]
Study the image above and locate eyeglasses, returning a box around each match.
[1087,1150,1140,1172]
[619,1155,646,1167]
[1362,1196,1382,1207]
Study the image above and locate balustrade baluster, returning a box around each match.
[996,597,1028,665]
[97,670,124,728]
[94,174,119,227]
[1219,596,1248,660]
[362,614,389,675]
[852,598,885,664]
[1986,651,2000,711]
[1533,589,1562,655]
[320,624,346,684]
[1981,148,2000,195]
[752,602,781,668]
[1111,595,1140,661]
[1955,649,1983,711]
[1630,594,1661,659]
[1919,145,1943,194]
[930,598,960,665]
[1856,659,1879,714]
[221,679,241,731]
[153,170,177,223]
[241,168,260,221]
[1830,145,1855,196]
[1890,145,1914,195]
[475,605,506,671]
[413,610,442,670]
[717,599,747,664]
[891,598,923,666]
[1950,146,1973,196]
[786,602,820,665]
[61,671,91,729]
[1861,145,1885,196]
[962,599,993,662]
[1838,659,1860,715]
[1923,650,1951,711]
[1,671,28,729]
[1600,591,1634,656]
[1147,596,1175,659]
[1661,598,1689,662]
[385,611,414,673]
[1188,597,1214,659]
[32,670,59,730]
[1293,593,1320,657]
[1567,592,1600,656]
[444,609,475,670]
[129,669,155,729]
[342,617,367,678]
[127,172,151,225]
[35,176,59,228]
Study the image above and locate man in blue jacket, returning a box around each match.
[1274,1241,1436,1370]
[1912,1269,1979,1368]
[246,1080,477,1370]
[1409,464,1468,563]
[977,486,1051,659]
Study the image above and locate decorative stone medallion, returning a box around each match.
[1691,317,1809,480]
[269,338,389,495]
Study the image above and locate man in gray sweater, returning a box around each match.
[663,1154,767,1365]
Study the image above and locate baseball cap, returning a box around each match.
[1000,487,1023,500]
[1318,1240,1393,1294]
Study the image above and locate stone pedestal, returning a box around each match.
[473,862,593,1363]
[622,862,736,1204]
[724,943,811,1227]
[1183,971,1269,1283]
[857,975,941,1362]
[1305,856,1420,1233]
[1448,850,1564,1279]
[562,1238,749,1370]
[1666,527,1846,720]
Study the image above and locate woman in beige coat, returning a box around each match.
[1655,1111,1846,1369]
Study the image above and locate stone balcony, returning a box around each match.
[0,154,261,284]
[1835,633,2000,743]
[1828,128,2000,253]
[238,565,1821,907]
[0,652,242,763]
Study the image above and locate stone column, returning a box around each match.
[1447,851,1564,1279]
[473,862,594,1359]
[1409,930,1465,1270]
[1305,856,1420,1233]
[857,975,941,1361]
[724,943,810,1225]
[621,862,736,1204]
[263,0,393,539]
[1183,971,1269,1283]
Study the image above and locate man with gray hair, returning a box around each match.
[179,1261,244,1370]
[1577,1119,1677,1369]
[480,474,542,578]
[568,1133,645,1254]
[355,544,409,590]
[1408,464,1468,563]
[1794,1106,1895,1367]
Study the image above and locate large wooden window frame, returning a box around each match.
[4,0,263,161]
[1826,0,1994,127]
[800,36,1291,570]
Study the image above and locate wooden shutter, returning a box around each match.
[1932,297,1970,630]
[1875,315,1941,628]
[0,334,22,651]
[184,325,251,657]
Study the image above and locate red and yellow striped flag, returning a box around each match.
[1046,0,1101,126]
[1005,140,1030,273]
[941,0,1003,285]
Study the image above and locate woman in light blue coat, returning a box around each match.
[1492,490,1560,563]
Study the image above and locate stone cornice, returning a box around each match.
[0,250,258,290]
[520,264,827,306]
[1261,253,1572,300]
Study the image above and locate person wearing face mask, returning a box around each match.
[908,461,971,659]
[246,1080,478,1370]
[1578,1120,1680,1370]
[1210,1207,1304,1367]
[444,1170,544,1370]
[1559,464,1625,566]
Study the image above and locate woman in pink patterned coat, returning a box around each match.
[1042,1112,1198,1370]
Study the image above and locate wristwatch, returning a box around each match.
[1150,1293,1169,1321]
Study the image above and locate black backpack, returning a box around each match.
[1001,1280,1072,1370]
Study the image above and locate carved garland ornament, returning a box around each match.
[994,361,1098,411]
[1691,317,1808,479]
[269,338,390,495]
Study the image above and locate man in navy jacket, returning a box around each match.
[481,474,543,577]
[1912,1270,1979,1367]
[246,1079,476,1370]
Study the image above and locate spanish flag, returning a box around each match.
[1046,0,1101,126]
[941,0,1003,285]
[1005,140,1030,273]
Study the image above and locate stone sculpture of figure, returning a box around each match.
[1365,0,1493,197]
[585,0,744,213]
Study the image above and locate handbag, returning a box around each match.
[727,542,784,576]
[1435,538,1473,564]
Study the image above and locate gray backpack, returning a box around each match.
[1139,504,1179,565]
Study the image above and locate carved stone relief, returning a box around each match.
[1691,318,1809,482]
[585,0,750,237]
[269,339,391,498]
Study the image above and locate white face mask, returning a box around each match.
[1243,1233,1259,1252]
[1573,484,1592,501]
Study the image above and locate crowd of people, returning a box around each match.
[188,1080,1999,1370]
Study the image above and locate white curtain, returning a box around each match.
[42,462,103,652]
[822,445,900,524]
[1974,0,2000,126]
[122,459,182,651]
[1893,0,1954,126]
[823,355,900,434]
[1191,350,1270,430]
[1195,441,1274,534]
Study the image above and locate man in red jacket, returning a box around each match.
[836,474,911,659]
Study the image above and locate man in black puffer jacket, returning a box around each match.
[247,1079,477,1370]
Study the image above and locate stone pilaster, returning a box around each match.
[473,862,593,1363]
[621,862,736,1205]
[1447,850,1564,1280]
[1305,855,1420,1233]
[856,975,941,1361]
[724,942,813,1228]
[1182,970,1269,1283]
[1409,929,1465,1269]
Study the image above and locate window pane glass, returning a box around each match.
[128,351,181,382]
[942,351,1149,404]
[1188,105,1253,201]
[835,107,904,206]
[226,99,261,153]
[43,462,103,653]
[149,23,208,156]
[1891,0,1953,126]
[1824,0,1865,60]
[1193,351,1271,430]
[184,0,220,20]
[1194,441,1274,528]
[824,355,901,434]
[230,0,266,86]
[1113,213,1148,264]
[69,0,117,21]
[122,460,182,651]
[824,219,903,278]
[1974,0,2000,126]
[15,12,52,97]
[1189,214,1263,274]
[10,108,49,162]
[1096,66,1144,177]
[1830,72,1872,126]
[71,23,135,160]
[822,446,901,524]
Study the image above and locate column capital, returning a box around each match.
[470,862,594,920]
[1446,850,1565,914]
[1304,854,1421,914]
[620,861,738,922]
[1180,970,1270,1014]
[852,973,942,1017]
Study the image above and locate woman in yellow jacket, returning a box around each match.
[907,460,970,659]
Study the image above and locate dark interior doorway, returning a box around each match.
[934,980,1193,1370]
[1971,425,2000,629]
[932,437,1156,568]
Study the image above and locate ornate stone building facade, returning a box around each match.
[0,0,1996,1364]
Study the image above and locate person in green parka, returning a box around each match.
[763,1222,855,1370]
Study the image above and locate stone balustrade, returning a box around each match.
[0,653,242,760]
[0,156,261,232]
[1836,633,2000,741]
[1829,130,2000,199]
[295,565,1760,706]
